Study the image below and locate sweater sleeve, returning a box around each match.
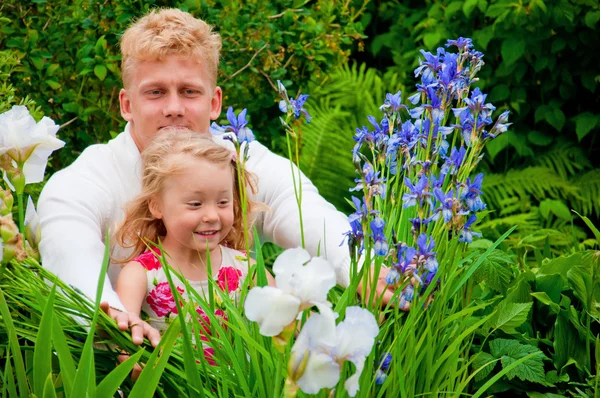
[245,141,352,287]
[37,154,126,311]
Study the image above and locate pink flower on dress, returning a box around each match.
[136,248,162,271]
[203,347,216,366]
[146,282,184,317]
[195,307,228,342]
[217,266,243,292]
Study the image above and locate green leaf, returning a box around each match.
[463,0,478,18]
[567,264,595,314]
[0,290,29,396]
[536,104,565,131]
[473,26,494,49]
[28,29,39,46]
[501,37,526,66]
[530,292,560,314]
[527,130,553,146]
[94,64,107,81]
[493,302,532,334]
[51,316,76,395]
[31,56,44,70]
[573,211,600,244]
[45,80,61,90]
[573,112,598,142]
[489,339,548,384]
[444,1,463,19]
[129,318,183,396]
[33,285,56,397]
[42,373,57,398]
[473,249,513,293]
[423,30,442,49]
[489,84,509,102]
[539,199,572,220]
[551,38,566,53]
[554,311,589,371]
[46,63,60,77]
[96,349,145,397]
[584,11,600,29]
[472,352,497,381]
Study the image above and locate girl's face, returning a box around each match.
[151,155,235,258]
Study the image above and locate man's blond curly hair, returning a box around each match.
[120,8,222,87]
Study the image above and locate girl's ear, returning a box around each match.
[148,198,163,219]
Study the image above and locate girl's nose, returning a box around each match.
[201,206,219,223]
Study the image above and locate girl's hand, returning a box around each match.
[100,301,161,347]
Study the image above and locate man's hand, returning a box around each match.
[357,266,396,307]
[100,301,161,347]
[358,266,412,311]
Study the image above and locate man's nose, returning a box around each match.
[162,92,185,117]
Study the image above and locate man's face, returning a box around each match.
[119,55,222,151]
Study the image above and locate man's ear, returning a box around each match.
[119,88,134,122]
[210,86,223,121]
[148,198,163,220]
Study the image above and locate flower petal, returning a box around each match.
[335,306,379,358]
[296,351,340,394]
[244,286,300,336]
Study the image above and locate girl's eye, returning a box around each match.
[189,202,202,207]
[218,201,230,206]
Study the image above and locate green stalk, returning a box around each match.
[285,126,305,248]
[17,192,24,233]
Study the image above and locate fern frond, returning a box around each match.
[532,142,591,180]
[299,63,403,212]
[572,168,600,217]
[483,167,579,210]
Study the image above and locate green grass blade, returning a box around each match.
[158,248,205,398]
[51,316,76,396]
[129,317,182,397]
[254,228,268,287]
[3,349,18,398]
[0,288,29,397]
[42,373,57,398]
[96,349,145,397]
[33,284,57,397]
[70,230,111,398]
[449,225,517,298]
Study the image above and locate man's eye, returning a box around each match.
[147,90,162,96]
[184,89,200,96]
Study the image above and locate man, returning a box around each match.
[38,8,392,346]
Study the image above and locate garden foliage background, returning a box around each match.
[1,0,599,397]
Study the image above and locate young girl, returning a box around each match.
[114,130,262,331]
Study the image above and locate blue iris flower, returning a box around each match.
[370,217,389,256]
[379,91,406,113]
[433,188,455,223]
[442,146,467,175]
[446,37,473,52]
[459,214,482,243]
[461,173,486,212]
[402,174,432,208]
[216,107,256,144]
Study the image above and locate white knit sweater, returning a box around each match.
[38,125,351,310]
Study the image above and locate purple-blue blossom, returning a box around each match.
[402,174,432,208]
[461,173,486,212]
[459,214,482,243]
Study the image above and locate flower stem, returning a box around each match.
[17,192,24,233]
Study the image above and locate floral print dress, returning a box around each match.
[132,245,248,332]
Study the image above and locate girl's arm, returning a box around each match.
[116,261,148,316]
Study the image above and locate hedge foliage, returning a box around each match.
[0,0,367,170]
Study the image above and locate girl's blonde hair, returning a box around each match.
[114,130,258,263]
[120,8,221,88]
